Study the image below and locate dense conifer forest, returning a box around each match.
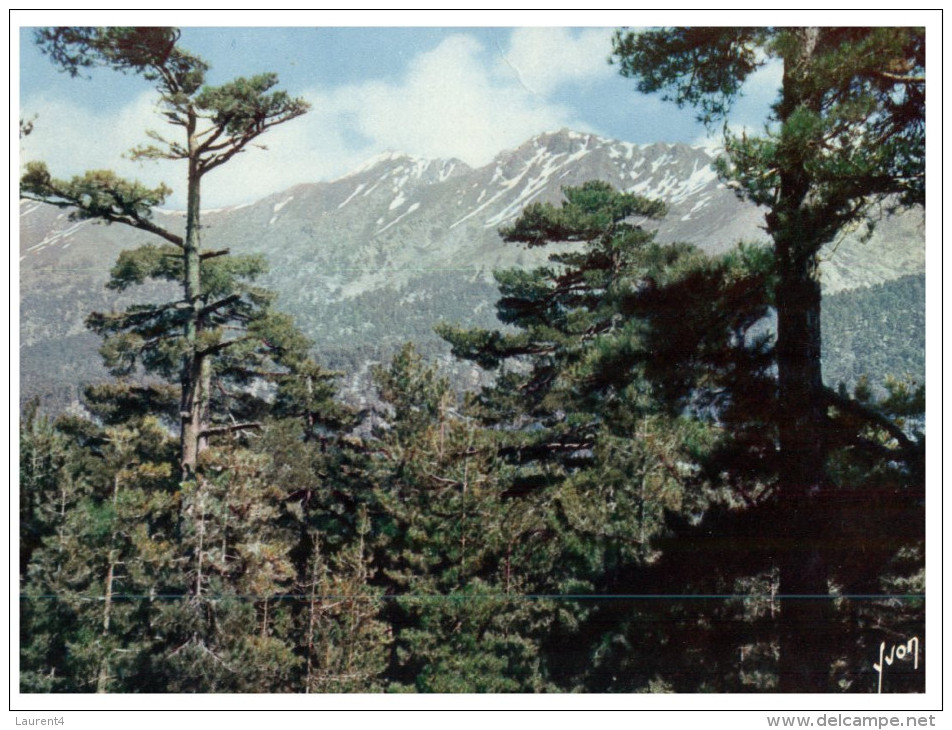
[19,26,926,694]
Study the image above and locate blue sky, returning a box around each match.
[18,17,785,207]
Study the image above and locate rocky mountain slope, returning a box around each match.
[19,130,925,411]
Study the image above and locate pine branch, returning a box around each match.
[19,189,183,248]
[201,422,263,437]
[199,294,242,319]
[198,113,306,175]
[197,336,252,358]
[824,387,919,455]
[199,248,230,260]
[874,71,925,84]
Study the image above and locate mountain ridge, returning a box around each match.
[19,129,925,411]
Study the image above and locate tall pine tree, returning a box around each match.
[438,182,713,689]
[611,26,925,692]
[20,27,310,479]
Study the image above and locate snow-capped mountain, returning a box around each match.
[19,129,924,410]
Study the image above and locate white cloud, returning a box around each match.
[19,88,365,208]
[20,29,618,207]
[501,27,615,95]
[196,97,367,207]
[203,31,610,205]
[20,91,182,200]
[332,33,589,167]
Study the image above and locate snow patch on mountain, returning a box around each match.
[378,202,420,234]
[273,196,294,214]
[338,184,366,209]
[343,150,409,178]
[269,196,294,224]
[26,220,90,254]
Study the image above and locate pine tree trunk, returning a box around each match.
[96,654,110,694]
[97,554,115,693]
[98,473,120,693]
[195,492,206,599]
[305,538,321,693]
[771,28,834,693]
[180,111,204,480]
[774,255,832,692]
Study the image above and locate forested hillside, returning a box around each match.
[822,275,925,392]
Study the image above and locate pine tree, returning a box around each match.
[151,444,301,692]
[611,27,925,691]
[19,400,70,582]
[298,509,390,693]
[20,416,179,692]
[436,184,711,689]
[19,27,352,694]
[362,345,559,691]
[19,407,85,692]
[20,27,310,478]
